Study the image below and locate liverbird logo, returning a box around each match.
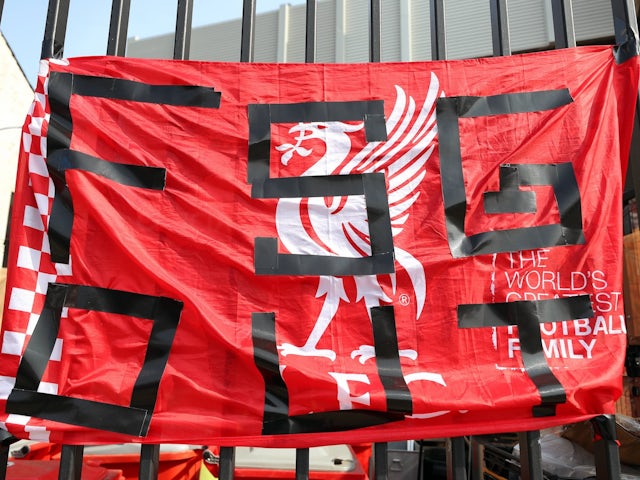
[275,73,442,362]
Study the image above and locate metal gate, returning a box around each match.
[0,0,639,479]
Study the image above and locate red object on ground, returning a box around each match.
[10,443,202,480]
[5,460,124,480]
[230,465,367,480]
[81,449,201,480]
[349,444,372,477]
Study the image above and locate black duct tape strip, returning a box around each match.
[484,166,537,214]
[47,189,74,265]
[457,295,593,328]
[247,104,271,185]
[371,306,412,414]
[458,295,593,416]
[45,149,166,264]
[437,89,581,258]
[254,238,394,276]
[7,390,149,437]
[613,18,640,64]
[457,90,573,118]
[53,71,221,108]
[518,313,567,418]
[252,312,290,430]
[484,190,537,213]
[262,409,404,435]
[447,224,584,259]
[499,166,521,189]
[48,72,73,153]
[127,299,182,432]
[6,283,183,437]
[364,174,394,256]
[12,283,66,392]
[47,189,76,265]
[364,114,388,143]
[47,149,166,190]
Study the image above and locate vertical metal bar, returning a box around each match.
[518,431,542,480]
[58,445,84,480]
[469,437,484,480]
[611,0,640,53]
[173,0,193,60]
[138,444,160,480]
[241,0,256,62]
[219,446,236,480]
[295,448,310,480]
[429,0,446,60]
[1,430,18,480]
[550,0,576,49]
[628,116,640,201]
[608,0,640,465]
[107,0,131,56]
[3,193,13,268]
[591,415,622,480]
[305,0,317,63]
[611,0,640,204]
[370,0,382,62]
[0,444,8,480]
[41,0,71,59]
[490,0,511,56]
[373,442,388,480]
[446,437,467,480]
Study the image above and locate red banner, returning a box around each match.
[1,46,638,447]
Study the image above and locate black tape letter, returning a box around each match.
[436,89,582,258]
[6,284,182,436]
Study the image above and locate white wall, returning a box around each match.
[0,32,33,264]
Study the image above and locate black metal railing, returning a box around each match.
[0,0,639,479]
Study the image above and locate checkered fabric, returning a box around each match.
[0,59,72,442]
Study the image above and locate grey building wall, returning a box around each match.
[127,0,616,63]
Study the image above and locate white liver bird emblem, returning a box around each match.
[275,73,441,362]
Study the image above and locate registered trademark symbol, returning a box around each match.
[399,294,410,306]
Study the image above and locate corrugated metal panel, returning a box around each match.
[573,0,614,42]
[126,33,174,59]
[445,0,493,59]
[126,0,619,64]
[286,4,307,62]
[344,0,369,62]
[409,0,431,60]
[381,0,401,61]
[255,11,279,62]
[316,0,337,62]
[508,0,551,52]
[189,21,241,61]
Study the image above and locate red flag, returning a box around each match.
[0,46,637,446]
